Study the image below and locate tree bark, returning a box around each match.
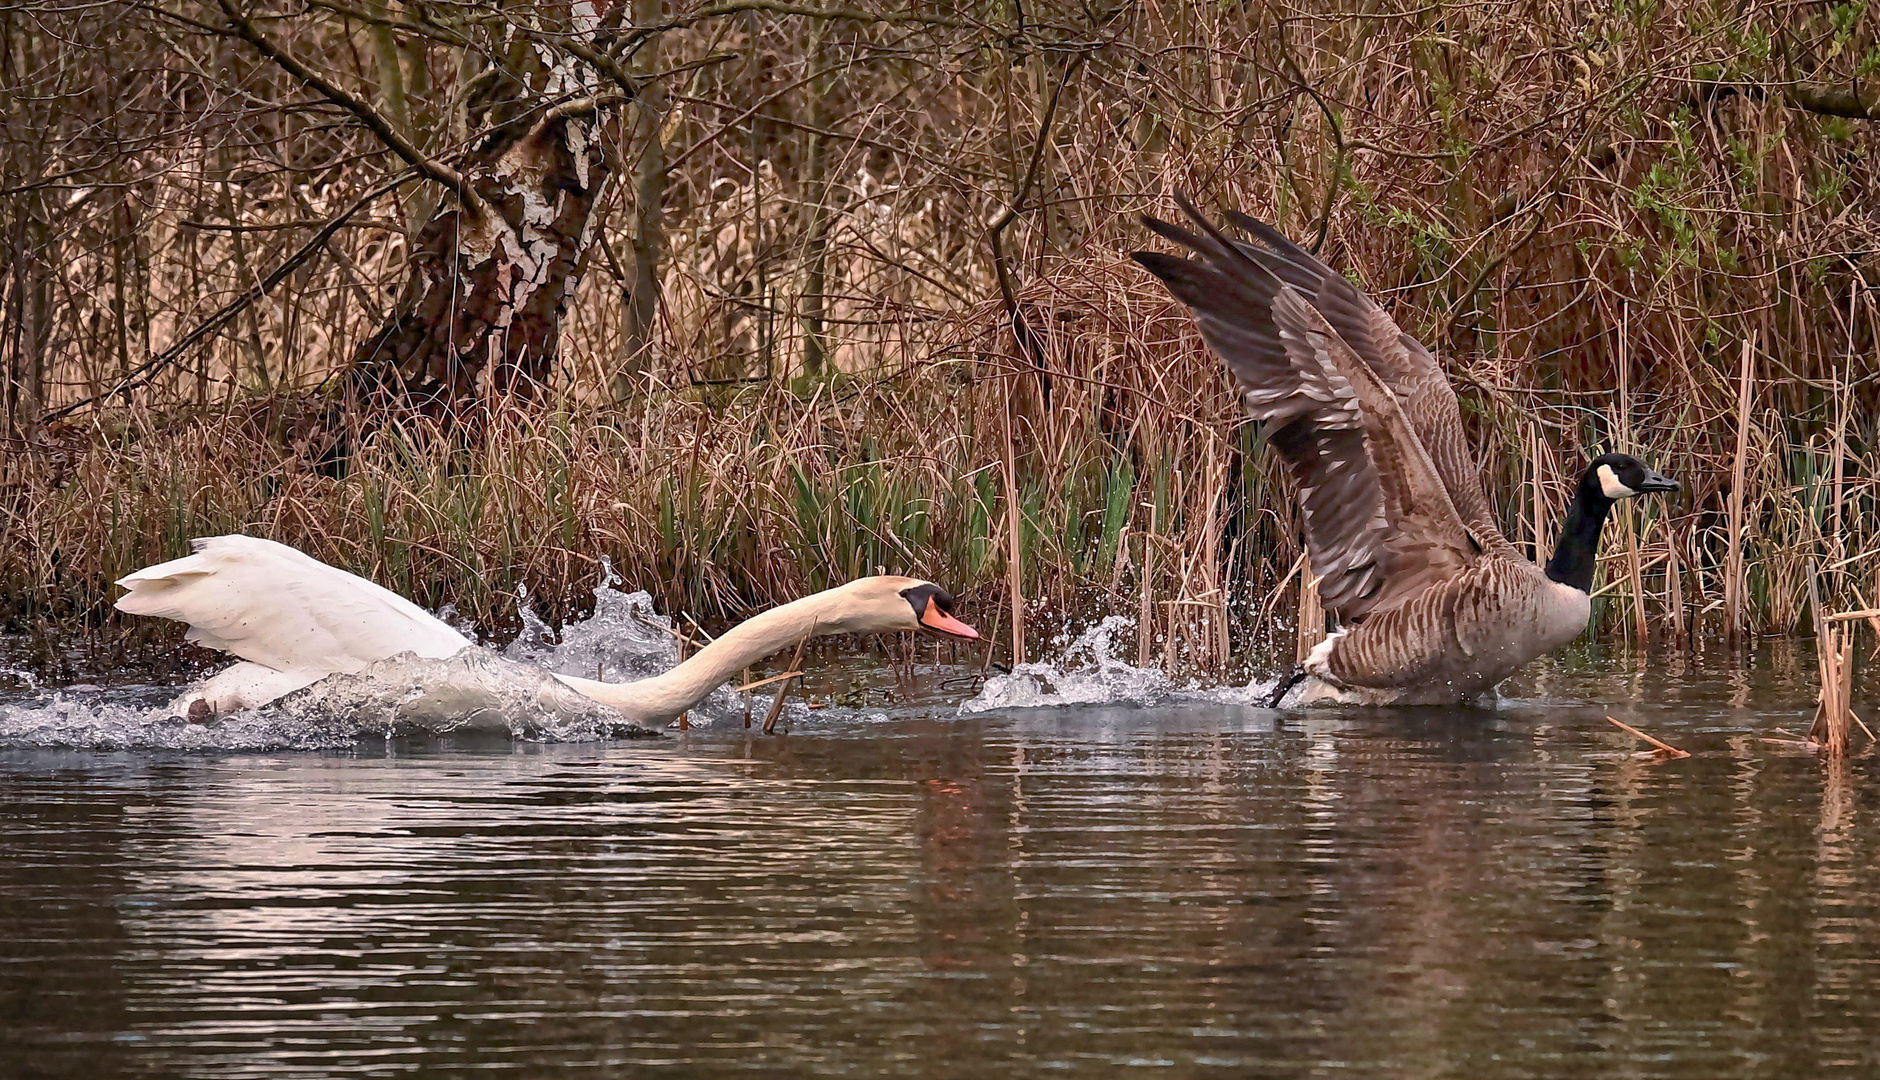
[616,0,667,400]
[798,19,834,378]
[348,7,624,411]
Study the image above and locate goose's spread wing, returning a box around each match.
[1133,200,1479,622]
[115,535,470,675]
[1218,211,1511,554]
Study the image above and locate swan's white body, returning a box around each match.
[117,537,473,716]
[116,536,975,724]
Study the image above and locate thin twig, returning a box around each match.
[1605,715,1690,758]
[42,171,416,422]
[212,0,477,207]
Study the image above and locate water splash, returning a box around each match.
[0,649,652,752]
[257,649,652,742]
[960,616,1276,713]
[500,578,750,727]
[0,573,723,751]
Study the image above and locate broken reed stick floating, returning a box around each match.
[735,669,805,693]
[762,635,811,735]
[1605,715,1691,759]
[1839,587,1880,659]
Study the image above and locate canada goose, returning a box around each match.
[1132,198,1678,705]
[116,535,978,723]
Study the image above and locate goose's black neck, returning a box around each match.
[1544,472,1615,593]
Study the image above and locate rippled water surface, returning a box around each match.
[3,646,1877,1078]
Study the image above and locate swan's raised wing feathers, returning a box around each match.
[115,536,470,675]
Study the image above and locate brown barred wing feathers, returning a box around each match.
[1133,199,1480,624]
[1216,211,1512,556]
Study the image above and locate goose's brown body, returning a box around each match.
[1135,200,1673,705]
[1298,567,1592,704]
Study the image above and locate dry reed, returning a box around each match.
[4,0,1878,675]
[1808,623,1858,757]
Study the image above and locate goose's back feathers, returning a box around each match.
[115,535,470,676]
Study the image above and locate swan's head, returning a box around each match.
[1585,453,1679,500]
[823,576,980,641]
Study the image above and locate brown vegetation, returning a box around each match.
[2,0,1878,676]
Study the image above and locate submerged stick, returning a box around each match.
[1853,711,1876,743]
[762,635,811,735]
[1605,715,1690,758]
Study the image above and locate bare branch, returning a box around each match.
[210,0,481,212]
[41,172,418,423]
[1687,73,1880,122]
[669,1,964,30]
[1787,81,1880,121]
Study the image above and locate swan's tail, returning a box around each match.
[114,540,219,621]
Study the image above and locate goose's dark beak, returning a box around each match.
[919,597,979,640]
[1639,470,1679,494]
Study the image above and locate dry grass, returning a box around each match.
[4,0,1878,672]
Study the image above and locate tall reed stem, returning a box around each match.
[1296,568,1325,665]
[999,377,1026,666]
[1725,334,1757,641]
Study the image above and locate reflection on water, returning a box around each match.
[2,648,1876,1078]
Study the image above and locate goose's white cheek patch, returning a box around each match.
[1597,464,1638,499]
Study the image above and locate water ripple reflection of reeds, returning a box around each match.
[1,650,1874,1078]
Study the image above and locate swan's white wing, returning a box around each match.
[115,535,470,675]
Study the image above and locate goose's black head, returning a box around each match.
[1584,453,1679,502]
[1547,454,1680,591]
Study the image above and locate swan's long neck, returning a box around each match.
[551,591,843,724]
[1543,472,1616,593]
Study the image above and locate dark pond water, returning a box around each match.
[2,645,1877,1077]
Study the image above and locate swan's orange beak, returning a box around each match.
[920,597,979,640]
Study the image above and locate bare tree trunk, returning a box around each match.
[349,16,620,411]
[616,0,667,401]
[4,187,51,434]
[2,208,27,434]
[798,20,834,378]
[217,168,270,394]
[365,2,421,240]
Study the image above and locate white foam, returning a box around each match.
[0,647,653,752]
[0,569,709,750]
[499,567,748,727]
[959,616,1276,713]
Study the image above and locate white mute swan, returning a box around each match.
[116,535,980,724]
